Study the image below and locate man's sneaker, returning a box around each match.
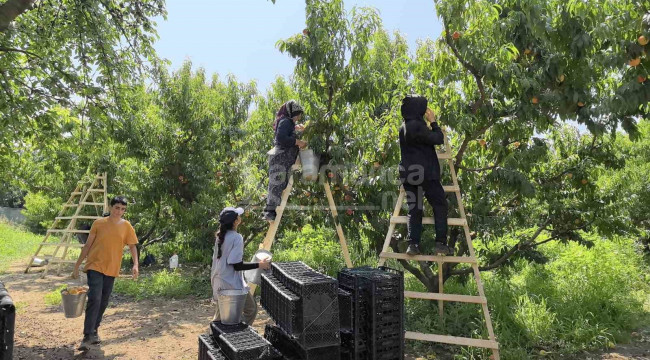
[434,242,452,255]
[406,244,421,256]
[262,212,276,222]
[78,335,92,351]
[90,331,101,344]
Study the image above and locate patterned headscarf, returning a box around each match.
[273,100,304,131]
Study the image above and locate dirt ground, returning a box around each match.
[1,261,648,360]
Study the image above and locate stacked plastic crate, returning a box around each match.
[337,267,404,360]
[198,321,278,360]
[261,261,341,360]
[0,281,15,360]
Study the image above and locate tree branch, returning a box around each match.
[449,217,551,276]
[0,0,36,32]
[441,16,487,114]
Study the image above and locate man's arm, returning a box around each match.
[406,120,445,146]
[128,244,139,280]
[72,233,96,278]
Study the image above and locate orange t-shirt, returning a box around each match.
[84,217,139,277]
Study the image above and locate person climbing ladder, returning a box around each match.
[398,95,452,256]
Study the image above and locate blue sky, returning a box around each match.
[154,0,442,93]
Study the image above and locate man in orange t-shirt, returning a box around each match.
[73,196,139,350]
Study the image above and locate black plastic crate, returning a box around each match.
[199,334,227,360]
[260,273,302,335]
[264,324,340,360]
[337,267,405,360]
[210,321,249,341]
[0,281,15,360]
[338,288,353,331]
[218,327,274,360]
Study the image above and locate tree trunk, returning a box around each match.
[0,0,36,32]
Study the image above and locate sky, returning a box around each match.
[153,0,443,93]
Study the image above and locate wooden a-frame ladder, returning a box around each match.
[249,158,353,293]
[377,133,500,359]
[25,173,109,278]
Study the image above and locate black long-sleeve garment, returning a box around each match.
[232,262,259,271]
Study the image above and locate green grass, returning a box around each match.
[113,267,212,300]
[44,285,66,306]
[0,219,43,273]
[401,234,650,359]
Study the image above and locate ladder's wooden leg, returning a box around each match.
[323,181,352,268]
[250,173,295,295]
[378,187,405,267]
[438,260,444,320]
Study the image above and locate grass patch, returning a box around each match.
[401,235,650,359]
[0,219,43,273]
[113,267,212,300]
[44,285,66,306]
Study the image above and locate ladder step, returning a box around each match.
[63,204,78,207]
[442,185,460,192]
[80,202,105,206]
[55,216,103,220]
[379,252,477,264]
[71,192,82,195]
[437,152,452,159]
[47,259,78,264]
[404,291,486,304]
[405,332,499,349]
[87,189,105,192]
[40,243,84,248]
[47,229,91,234]
[390,216,466,226]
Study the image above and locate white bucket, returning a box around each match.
[300,149,320,182]
[244,250,273,285]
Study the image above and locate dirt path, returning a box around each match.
[1,262,269,360]
[2,261,648,360]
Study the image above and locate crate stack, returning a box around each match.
[0,281,15,360]
[337,267,405,360]
[261,261,341,360]
[198,321,279,360]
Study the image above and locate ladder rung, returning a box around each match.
[80,202,104,206]
[71,192,82,195]
[404,291,486,304]
[390,216,466,226]
[442,185,460,192]
[55,216,103,220]
[63,204,78,207]
[47,259,78,264]
[47,229,90,233]
[405,332,499,349]
[379,252,477,264]
[437,152,452,159]
[40,243,84,248]
[87,189,105,192]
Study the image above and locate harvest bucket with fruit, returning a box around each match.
[61,285,88,318]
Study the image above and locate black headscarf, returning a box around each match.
[273,100,304,130]
[400,95,428,122]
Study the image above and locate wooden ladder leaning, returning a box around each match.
[25,173,109,277]
[249,158,353,293]
[377,133,500,359]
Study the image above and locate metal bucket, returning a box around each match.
[244,250,272,286]
[217,291,247,325]
[61,290,86,318]
[300,149,320,181]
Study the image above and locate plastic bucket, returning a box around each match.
[244,250,273,286]
[61,290,86,318]
[217,291,247,325]
[300,149,320,181]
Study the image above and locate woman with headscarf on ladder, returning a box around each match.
[262,100,308,222]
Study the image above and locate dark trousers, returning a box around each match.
[403,180,448,245]
[83,270,115,335]
[265,147,299,213]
